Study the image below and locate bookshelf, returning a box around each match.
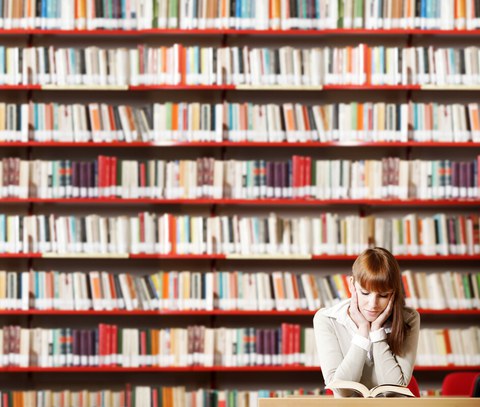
[0,0,480,402]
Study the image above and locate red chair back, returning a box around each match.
[442,372,480,396]
[407,376,421,397]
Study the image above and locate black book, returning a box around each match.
[113,274,124,307]
[307,105,317,132]
[295,273,306,306]
[459,49,466,76]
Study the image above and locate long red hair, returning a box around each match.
[352,247,409,356]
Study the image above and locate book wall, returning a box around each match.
[0,0,480,402]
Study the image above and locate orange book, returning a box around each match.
[76,0,87,24]
[301,105,311,131]
[90,104,101,132]
[108,273,117,306]
[341,274,351,296]
[90,272,102,302]
[405,218,412,247]
[168,214,177,254]
[284,104,295,131]
[151,329,158,364]
[468,104,479,132]
[290,273,300,308]
[125,274,137,304]
[172,103,179,132]
[46,103,53,132]
[417,218,423,247]
[443,329,453,356]
[357,103,364,132]
[107,105,117,133]
[162,272,169,303]
[125,107,137,139]
[365,47,372,84]
[346,47,352,80]
[178,45,186,84]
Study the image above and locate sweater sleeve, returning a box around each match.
[313,311,368,389]
[371,309,420,386]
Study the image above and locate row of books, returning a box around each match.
[0,269,478,312]
[0,323,318,368]
[2,101,479,144]
[402,270,480,310]
[3,44,480,86]
[417,327,480,366]
[0,386,323,407]
[2,156,479,200]
[1,212,479,256]
[1,0,479,31]
[1,324,479,368]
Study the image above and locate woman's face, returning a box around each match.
[353,280,393,322]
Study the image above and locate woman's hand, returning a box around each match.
[348,287,370,337]
[371,296,394,332]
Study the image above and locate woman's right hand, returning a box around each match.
[348,287,370,337]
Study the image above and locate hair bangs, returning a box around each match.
[353,255,394,294]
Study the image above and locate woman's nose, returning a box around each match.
[369,296,379,308]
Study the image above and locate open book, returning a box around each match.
[326,379,415,398]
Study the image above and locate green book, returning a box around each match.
[338,0,344,28]
[462,274,472,300]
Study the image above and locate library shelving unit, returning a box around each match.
[1,25,480,398]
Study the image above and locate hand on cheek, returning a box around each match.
[348,284,370,336]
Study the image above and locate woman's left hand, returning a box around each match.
[371,297,394,331]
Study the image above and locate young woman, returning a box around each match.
[313,247,420,397]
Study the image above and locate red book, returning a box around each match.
[287,324,294,365]
[110,156,117,197]
[126,383,132,407]
[100,157,112,196]
[152,388,158,407]
[98,323,105,366]
[169,214,177,254]
[281,323,288,365]
[97,155,105,197]
[293,324,300,366]
[298,156,305,197]
[111,325,118,366]
[304,156,312,197]
[105,324,112,366]
[140,162,146,196]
